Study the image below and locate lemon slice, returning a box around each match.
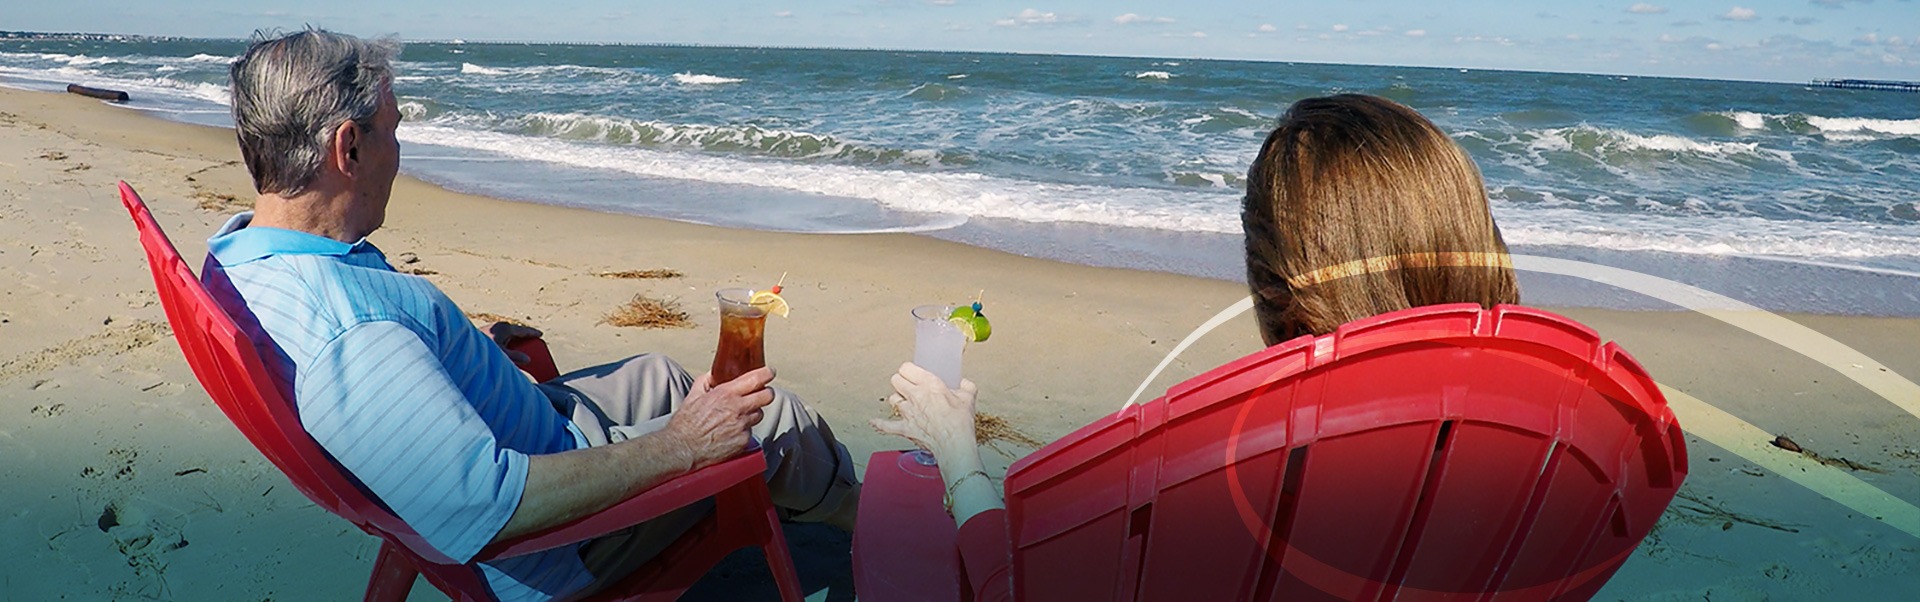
[749,290,790,318]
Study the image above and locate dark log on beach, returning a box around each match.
[66,83,129,102]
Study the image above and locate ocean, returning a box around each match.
[5,37,1918,314]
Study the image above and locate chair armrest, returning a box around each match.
[507,337,562,383]
[853,450,964,602]
[477,449,766,560]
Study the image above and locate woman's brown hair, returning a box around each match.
[1243,94,1519,345]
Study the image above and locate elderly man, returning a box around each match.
[209,30,859,601]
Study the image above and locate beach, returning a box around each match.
[1,85,1917,600]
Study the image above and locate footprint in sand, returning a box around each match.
[29,403,66,417]
[115,291,157,310]
[1804,534,1920,579]
[1640,583,1769,602]
[1830,541,1918,578]
[0,319,169,386]
[98,499,189,599]
[81,447,140,481]
[1759,561,1831,595]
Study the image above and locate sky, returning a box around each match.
[4,0,1917,82]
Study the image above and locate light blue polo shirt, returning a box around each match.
[206,213,595,601]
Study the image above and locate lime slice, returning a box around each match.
[749,291,791,318]
[947,315,991,342]
[949,306,977,320]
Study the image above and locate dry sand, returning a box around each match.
[0,86,1915,600]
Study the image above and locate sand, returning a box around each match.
[0,86,1915,600]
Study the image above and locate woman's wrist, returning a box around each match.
[933,444,987,481]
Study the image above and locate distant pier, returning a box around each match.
[1811,79,1920,92]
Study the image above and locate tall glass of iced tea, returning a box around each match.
[711,288,768,384]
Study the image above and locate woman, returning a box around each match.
[871,94,1520,599]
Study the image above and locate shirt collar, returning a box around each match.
[208,212,388,265]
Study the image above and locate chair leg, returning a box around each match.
[739,480,805,602]
[365,541,419,602]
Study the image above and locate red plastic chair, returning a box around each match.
[856,303,1687,601]
[119,181,803,602]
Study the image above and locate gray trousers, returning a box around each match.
[536,353,857,598]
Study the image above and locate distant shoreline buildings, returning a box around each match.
[1811,79,1920,93]
[0,31,187,42]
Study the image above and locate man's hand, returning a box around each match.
[496,366,775,543]
[661,367,776,471]
[487,322,543,365]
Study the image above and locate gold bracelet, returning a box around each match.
[942,469,992,516]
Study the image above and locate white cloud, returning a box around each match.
[1404,29,1427,37]
[1258,24,1278,32]
[1453,35,1517,46]
[1113,13,1174,25]
[929,0,956,5]
[995,8,1061,27]
[1332,24,1350,32]
[1627,3,1667,14]
[774,10,793,18]
[1706,42,1724,50]
[1191,31,1208,38]
[1719,7,1758,21]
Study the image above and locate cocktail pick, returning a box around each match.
[771,271,787,295]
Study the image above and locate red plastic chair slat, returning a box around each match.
[856,298,1687,601]
[118,181,801,602]
[851,451,965,602]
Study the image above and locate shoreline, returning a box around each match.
[3,86,1918,599]
[18,71,1916,320]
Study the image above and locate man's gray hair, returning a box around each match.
[230,29,400,196]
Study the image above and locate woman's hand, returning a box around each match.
[871,362,979,459]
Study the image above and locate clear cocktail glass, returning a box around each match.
[711,288,769,384]
[900,304,969,471]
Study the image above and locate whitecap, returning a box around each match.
[1724,111,1768,130]
[1134,71,1173,80]
[672,72,744,85]
[1806,115,1920,137]
[461,62,507,75]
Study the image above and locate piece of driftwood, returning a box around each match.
[67,84,129,102]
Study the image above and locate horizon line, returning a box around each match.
[0,29,1852,86]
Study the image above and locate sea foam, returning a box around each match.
[397,124,1237,233]
[460,62,508,75]
[672,73,744,85]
